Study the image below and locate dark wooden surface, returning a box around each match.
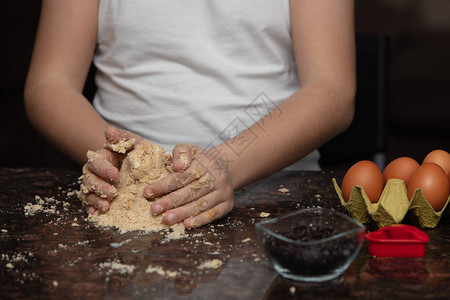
[0,168,449,299]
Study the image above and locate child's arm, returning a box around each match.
[146,0,356,228]
[224,0,356,189]
[24,0,106,164]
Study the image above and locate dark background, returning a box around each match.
[1,1,449,170]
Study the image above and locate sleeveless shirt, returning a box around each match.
[93,0,320,170]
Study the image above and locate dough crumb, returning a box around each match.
[179,153,190,166]
[66,191,76,197]
[99,260,136,275]
[289,286,296,295]
[1,252,34,264]
[278,187,290,194]
[104,138,136,154]
[198,259,223,270]
[24,203,44,216]
[5,263,14,269]
[24,195,61,216]
[259,212,270,218]
[145,265,178,278]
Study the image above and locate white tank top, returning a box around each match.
[93,0,320,170]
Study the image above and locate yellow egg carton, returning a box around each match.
[332,178,450,228]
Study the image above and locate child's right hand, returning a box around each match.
[78,126,142,214]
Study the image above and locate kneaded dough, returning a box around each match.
[84,140,186,236]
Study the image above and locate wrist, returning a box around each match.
[211,143,245,191]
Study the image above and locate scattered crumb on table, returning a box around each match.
[198,259,223,270]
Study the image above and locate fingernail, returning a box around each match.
[87,207,96,214]
[145,189,154,198]
[108,170,115,180]
[152,204,163,215]
[185,218,197,228]
[166,212,175,223]
[101,202,110,213]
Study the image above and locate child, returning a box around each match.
[24,0,356,228]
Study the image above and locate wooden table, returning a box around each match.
[0,168,448,299]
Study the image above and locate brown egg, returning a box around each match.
[382,157,419,186]
[423,149,450,175]
[408,163,449,211]
[342,160,384,203]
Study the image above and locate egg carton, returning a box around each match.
[332,178,450,228]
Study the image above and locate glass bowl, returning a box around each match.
[255,208,365,282]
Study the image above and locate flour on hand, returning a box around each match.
[80,139,186,238]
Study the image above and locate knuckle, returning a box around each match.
[187,186,198,200]
[167,174,181,189]
[167,192,184,207]
[206,208,219,221]
[188,166,203,178]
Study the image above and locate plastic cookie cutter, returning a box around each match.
[365,224,429,257]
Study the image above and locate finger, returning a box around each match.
[172,144,195,172]
[86,205,96,215]
[162,192,222,225]
[150,174,214,216]
[85,193,110,213]
[183,201,234,228]
[105,126,142,146]
[82,165,117,200]
[86,150,120,181]
[144,169,203,198]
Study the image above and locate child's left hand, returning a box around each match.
[144,144,234,228]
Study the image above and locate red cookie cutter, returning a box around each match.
[365,224,429,257]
